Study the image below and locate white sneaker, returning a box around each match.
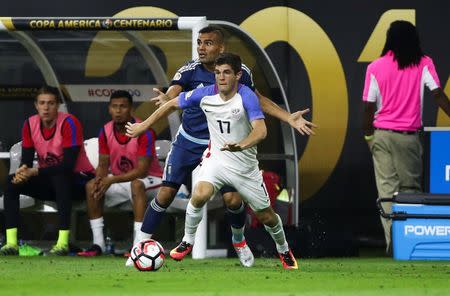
[125,257,134,267]
[233,240,254,267]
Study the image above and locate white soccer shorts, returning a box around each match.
[104,175,162,208]
[195,159,270,211]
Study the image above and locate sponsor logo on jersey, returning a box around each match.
[118,156,134,173]
[196,83,204,89]
[173,72,182,81]
[43,152,61,167]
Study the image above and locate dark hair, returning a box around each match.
[35,85,61,103]
[215,53,242,75]
[110,90,133,104]
[198,25,224,44]
[381,21,424,69]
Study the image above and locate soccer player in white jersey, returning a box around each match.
[127,53,298,269]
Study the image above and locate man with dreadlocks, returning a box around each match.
[362,21,450,252]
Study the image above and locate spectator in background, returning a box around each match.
[0,86,95,256]
[362,21,450,252]
[77,90,162,257]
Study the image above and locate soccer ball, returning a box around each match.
[130,239,165,271]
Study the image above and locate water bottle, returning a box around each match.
[105,236,115,255]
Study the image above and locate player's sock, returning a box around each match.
[141,198,167,235]
[90,217,105,251]
[264,214,289,254]
[226,202,246,243]
[182,200,204,245]
[56,230,70,248]
[133,222,151,246]
[6,228,18,247]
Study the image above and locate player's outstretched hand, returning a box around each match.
[149,88,170,107]
[221,142,243,152]
[126,122,146,138]
[289,108,318,136]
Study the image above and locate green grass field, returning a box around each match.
[1,256,449,296]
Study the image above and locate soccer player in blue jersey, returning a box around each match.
[128,53,298,269]
[127,26,315,267]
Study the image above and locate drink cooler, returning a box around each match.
[377,193,450,260]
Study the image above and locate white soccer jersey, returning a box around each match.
[179,84,265,173]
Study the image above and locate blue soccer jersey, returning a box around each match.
[170,59,255,141]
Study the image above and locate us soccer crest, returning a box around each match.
[231,108,241,119]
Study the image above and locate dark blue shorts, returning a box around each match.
[163,133,207,188]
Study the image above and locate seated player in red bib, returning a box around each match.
[0,85,95,256]
[78,90,162,258]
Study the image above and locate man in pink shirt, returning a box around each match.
[362,21,450,251]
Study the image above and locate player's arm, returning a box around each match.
[126,98,180,138]
[17,147,81,182]
[17,117,82,181]
[257,90,317,135]
[150,62,193,107]
[93,156,150,198]
[95,156,151,199]
[91,154,110,199]
[20,119,34,168]
[96,129,110,179]
[13,120,36,184]
[96,154,110,179]
[222,119,267,152]
[107,157,150,184]
[150,85,183,107]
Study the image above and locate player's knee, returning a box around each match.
[85,179,96,196]
[130,179,145,195]
[254,207,277,226]
[222,192,242,209]
[192,190,210,202]
[192,183,214,206]
[156,186,178,207]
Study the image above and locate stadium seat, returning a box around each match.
[155,139,171,160]
[0,142,35,210]
[83,137,99,169]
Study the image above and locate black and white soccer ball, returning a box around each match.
[130,239,165,271]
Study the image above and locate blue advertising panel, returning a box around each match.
[430,131,450,193]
